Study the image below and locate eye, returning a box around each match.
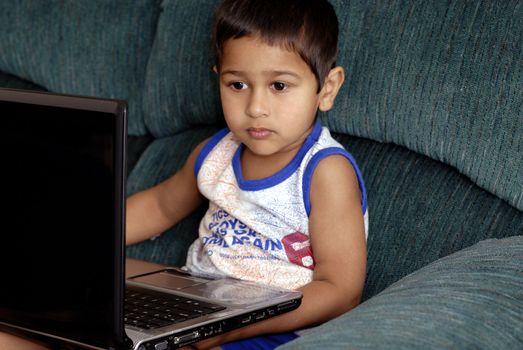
[229,81,248,90]
[271,82,288,91]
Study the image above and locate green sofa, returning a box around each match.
[1,0,521,348]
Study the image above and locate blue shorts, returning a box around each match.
[221,332,299,350]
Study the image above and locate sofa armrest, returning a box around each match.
[280,236,523,349]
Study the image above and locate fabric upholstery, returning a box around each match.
[127,135,154,176]
[0,72,45,91]
[280,235,523,349]
[143,0,224,138]
[326,0,523,210]
[0,0,161,136]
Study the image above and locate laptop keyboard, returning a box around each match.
[125,287,226,330]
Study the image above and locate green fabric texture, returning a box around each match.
[281,236,523,349]
[143,0,224,138]
[326,0,523,210]
[0,72,45,91]
[0,0,161,136]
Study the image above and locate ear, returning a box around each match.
[318,66,345,112]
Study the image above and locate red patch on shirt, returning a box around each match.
[282,232,315,269]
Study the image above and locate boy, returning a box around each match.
[128,0,368,348]
[0,0,367,349]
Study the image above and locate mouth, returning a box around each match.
[247,127,273,139]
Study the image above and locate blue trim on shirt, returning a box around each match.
[302,147,368,216]
[233,120,323,191]
[194,127,230,177]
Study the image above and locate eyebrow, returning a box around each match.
[220,69,302,80]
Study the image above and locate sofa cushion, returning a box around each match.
[143,0,223,138]
[335,134,523,300]
[325,0,523,210]
[0,0,161,136]
[280,236,523,349]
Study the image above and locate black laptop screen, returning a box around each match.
[0,92,127,349]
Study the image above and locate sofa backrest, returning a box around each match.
[327,0,523,211]
[0,0,161,136]
[143,0,224,138]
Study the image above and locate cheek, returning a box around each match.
[220,102,246,133]
[277,93,319,120]
[220,91,240,118]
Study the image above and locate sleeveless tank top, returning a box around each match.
[185,121,368,289]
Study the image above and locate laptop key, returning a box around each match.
[124,287,226,330]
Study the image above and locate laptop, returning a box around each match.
[0,88,302,350]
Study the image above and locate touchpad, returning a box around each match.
[129,270,208,290]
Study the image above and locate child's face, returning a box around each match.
[217,35,323,158]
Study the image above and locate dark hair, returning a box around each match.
[213,0,339,92]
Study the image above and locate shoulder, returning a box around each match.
[310,154,361,206]
[193,128,237,176]
[302,139,367,217]
[309,148,367,219]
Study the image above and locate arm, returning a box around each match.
[126,140,208,246]
[192,155,367,348]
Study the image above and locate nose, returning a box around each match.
[246,88,269,118]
